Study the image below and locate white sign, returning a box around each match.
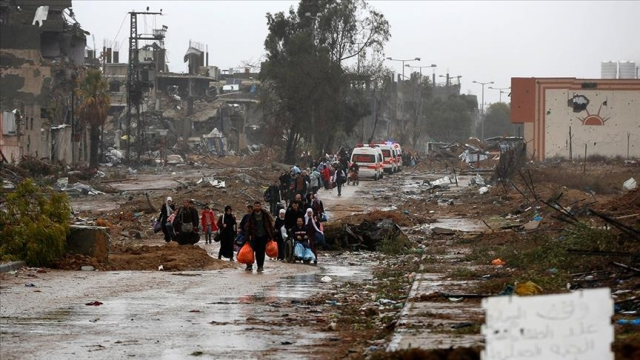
[481,288,613,360]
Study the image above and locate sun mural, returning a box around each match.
[568,94,610,126]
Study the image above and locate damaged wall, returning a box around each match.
[511,78,640,161]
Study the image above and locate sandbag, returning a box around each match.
[266,239,278,258]
[237,243,255,264]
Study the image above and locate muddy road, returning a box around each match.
[1,173,388,359]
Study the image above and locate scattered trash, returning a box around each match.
[2,180,15,189]
[479,186,489,195]
[491,258,506,266]
[616,318,640,325]
[514,281,543,296]
[81,266,95,271]
[158,265,164,271]
[328,322,338,331]
[523,220,541,230]
[451,322,474,329]
[448,297,464,302]
[471,174,486,186]
[321,276,333,283]
[623,177,637,191]
[25,283,36,287]
[8,270,17,275]
[281,341,293,345]
[85,301,103,306]
[189,310,201,313]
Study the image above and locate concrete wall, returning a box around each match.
[544,89,640,159]
[512,77,640,161]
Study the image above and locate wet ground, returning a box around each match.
[0,254,371,359]
[2,167,489,359]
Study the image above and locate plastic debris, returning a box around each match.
[158,265,164,271]
[321,276,332,283]
[479,186,489,195]
[514,281,543,296]
[25,283,36,287]
[85,301,103,306]
[617,318,640,325]
[623,177,637,191]
[491,258,506,266]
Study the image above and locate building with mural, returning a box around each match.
[510,77,640,161]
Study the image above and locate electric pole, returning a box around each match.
[125,9,163,164]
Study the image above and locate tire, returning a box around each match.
[284,238,295,263]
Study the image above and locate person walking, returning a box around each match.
[333,164,347,196]
[216,205,237,260]
[285,201,304,233]
[274,209,287,261]
[322,164,331,190]
[200,205,218,244]
[304,208,324,265]
[246,201,275,272]
[310,168,320,194]
[157,196,176,242]
[173,199,200,245]
[267,180,281,216]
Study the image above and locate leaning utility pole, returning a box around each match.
[125,9,162,164]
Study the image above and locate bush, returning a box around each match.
[0,179,71,266]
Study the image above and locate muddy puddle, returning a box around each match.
[0,255,371,360]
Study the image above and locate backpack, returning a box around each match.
[263,188,272,202]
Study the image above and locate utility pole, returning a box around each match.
[473,80,494,141]
[125,9,163,164]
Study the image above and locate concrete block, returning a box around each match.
[66,226,110,262]
[0,261,26,273]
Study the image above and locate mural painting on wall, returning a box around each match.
[568,94,610,126]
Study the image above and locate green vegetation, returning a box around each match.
[0,179,71,266]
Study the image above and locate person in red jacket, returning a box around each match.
[200,205,218,244]
[322,164,331,190]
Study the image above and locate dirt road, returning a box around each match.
[0,175,380,359]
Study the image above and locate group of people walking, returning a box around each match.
[157,191,328,273]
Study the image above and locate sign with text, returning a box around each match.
[481,288,613,360]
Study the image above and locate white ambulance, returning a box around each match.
[375,144,398,174]
[392,142,403,171]
[350,146,384,180]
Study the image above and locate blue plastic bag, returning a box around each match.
[303,248,316,262]
[315,232,326,247]
[294,242,305,259]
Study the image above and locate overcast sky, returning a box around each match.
[73,0,640,105]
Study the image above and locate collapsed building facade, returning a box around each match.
[0,0,90,165]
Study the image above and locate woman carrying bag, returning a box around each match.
[216,205,236,261]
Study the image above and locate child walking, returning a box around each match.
[200,206,218,244]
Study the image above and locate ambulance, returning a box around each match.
[392,142,403,171]
[375,144,398,174]
[350,146,384,180]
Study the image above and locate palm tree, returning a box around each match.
[77,70,110,168]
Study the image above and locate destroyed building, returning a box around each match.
[0,0,90,165]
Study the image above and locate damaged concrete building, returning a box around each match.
[0,0,90,165]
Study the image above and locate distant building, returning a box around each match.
[0,0,89,165]
[511,77,640,161]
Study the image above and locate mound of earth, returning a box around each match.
[55,242,236,271]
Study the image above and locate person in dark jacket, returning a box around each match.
[217,205,237,260]
[284,201,304,233]
[157,196,176,242]
[172,199,200,245]
[246,201,275,272]
[279,171,291,206]
[266,180,281,216]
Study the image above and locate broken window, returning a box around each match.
[1,111,17,135]
[568,95,589,113]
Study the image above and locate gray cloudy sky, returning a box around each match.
[73,0,640,104]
